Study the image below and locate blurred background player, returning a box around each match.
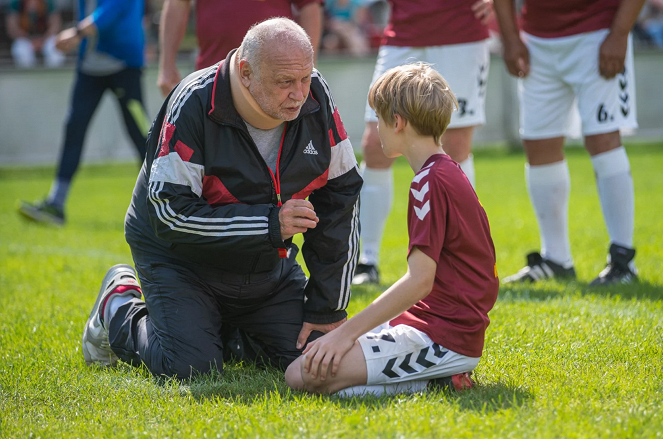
[353,0,494,285]
[18,0,149,225]
[5,0,64,68]
[494,0,646,285]
[321,0,371,57]
[156,0,324,96]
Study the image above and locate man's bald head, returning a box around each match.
[237,17,314,78]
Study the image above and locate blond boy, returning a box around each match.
[285,63,499,396]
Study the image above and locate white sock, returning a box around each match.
[47,178,71,209]
[591,147,634,249]
[358,164,393,266]
[526,160,573,268]
[335,380,429,397]
[458,154,476,189]
[104,295,133,325]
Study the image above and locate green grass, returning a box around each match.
[1,143,662,438]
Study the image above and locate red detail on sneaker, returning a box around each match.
[202,175,241,206]
[451,372,475,391]
[101,284,142,323]
[158,121,176,157]
[174,140,194,162]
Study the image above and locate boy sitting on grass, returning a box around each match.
[285,63,499,396]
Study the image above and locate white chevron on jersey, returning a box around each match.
[410,182,429,202]
[412,169,430,184]
[414,200,431,220]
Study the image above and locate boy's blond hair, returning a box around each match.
[368,62,459,145]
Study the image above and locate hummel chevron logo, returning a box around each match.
[303,140,318,155]
[411,182,429,202]
[414,200,430,220]
[412,169,430,184]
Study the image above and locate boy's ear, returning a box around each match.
[393,114,407,133]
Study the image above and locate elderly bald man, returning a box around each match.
[81,18,362,379]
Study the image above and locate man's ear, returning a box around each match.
[239,60,253,87]
[393,114,407,134]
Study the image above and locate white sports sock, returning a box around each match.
[358,164,393,266]
[104,295,133,325]
[458,154,476,189]
[335,380,429,397]
[591,147,634,249]
[526,160,573,268]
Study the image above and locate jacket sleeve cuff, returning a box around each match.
[304,309,347,324]
[268,206,286,249]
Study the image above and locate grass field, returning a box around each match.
[1,143,662,438]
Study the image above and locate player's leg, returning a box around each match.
[355,46,420,285]
[287,324,480,396]
[17,72,106,225]
[111,67,149,161]
[429,40,491,188]
[504,33,577,283]
[572,30,638,285]
[103,250,226,378]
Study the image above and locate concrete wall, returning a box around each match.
[1,52,662,166]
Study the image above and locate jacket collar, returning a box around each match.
[208,49,320,127]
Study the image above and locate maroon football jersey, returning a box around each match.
[382,0,490,48]
[521,0,620,38]
[390,154,499,358]
[194,0,322,70]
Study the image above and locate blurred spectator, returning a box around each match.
[322,0,371,56]
[5,0,65,67]
[17,0,148,226]
[638,0,663,47]
[156,0,323,96]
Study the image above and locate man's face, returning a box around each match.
[248,47,313,121]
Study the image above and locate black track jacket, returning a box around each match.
[125,51,362,324]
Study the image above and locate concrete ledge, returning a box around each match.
[2,52,662,166]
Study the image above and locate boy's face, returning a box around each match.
[376,115,402,159]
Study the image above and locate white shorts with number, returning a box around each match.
[357,323,480,386]
[364,41,490,128]
[520,29,638,140]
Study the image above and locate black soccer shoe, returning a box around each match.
[352,263,380,285]
[17,199,65,226]
[590,243,637,286]
[502,252,576,284]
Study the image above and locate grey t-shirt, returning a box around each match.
[245,122,285,174]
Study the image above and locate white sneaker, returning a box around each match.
[82,264,141,366]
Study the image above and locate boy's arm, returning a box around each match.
[303,247,437,380]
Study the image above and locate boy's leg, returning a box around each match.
[288,325,479,395]
[110,68,149,161]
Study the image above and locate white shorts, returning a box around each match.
[364,41,490,128]
[520,29,638,140]
[357,323,480,386]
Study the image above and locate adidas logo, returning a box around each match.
[303,140,318,155]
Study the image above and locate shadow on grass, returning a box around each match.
[449,381,533,413]
[499,279,662,303]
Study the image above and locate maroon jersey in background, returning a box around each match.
[522,0,621,38]
[383,0,490,47]
[390,154,499,358]
[194,0,322,70]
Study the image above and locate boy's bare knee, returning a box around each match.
[284,359,305,390]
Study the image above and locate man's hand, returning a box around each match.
[55,27,80,53]
[296,318,346,350]
[599,31,628,79]
[157,64,181,97]
[279,199,318,241]
[471,0,494,24]
[502,37,530,78]
[301,327,354,380]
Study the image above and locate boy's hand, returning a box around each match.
[302,329,355,380]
